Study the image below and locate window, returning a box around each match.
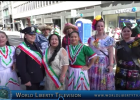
[104,14,119,32]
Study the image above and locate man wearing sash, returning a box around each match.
[15,27,45,90]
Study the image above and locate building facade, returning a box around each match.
[12,1,102,35]
[102,1,140,31]
[1,1,140,34]
[0,1,14,31]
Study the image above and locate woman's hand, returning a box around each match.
[12,63,16,71]
[25,81,32,86]
[81,66,90,71]
[107,65,113,73]
[59,75,65,83]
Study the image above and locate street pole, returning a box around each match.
[1,1,4,30]
[11,1,15,31]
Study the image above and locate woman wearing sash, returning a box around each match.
[42,33,69,90]
[16,27,45,90]
[66,31,97,90]
[0,31,21,90]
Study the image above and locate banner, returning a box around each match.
[10,91,140,100]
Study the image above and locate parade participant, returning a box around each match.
[35,25,52,52]
[131,23,140,37]
[0,31,21,90]
[16,27,45,90]
[38,25,52,39]
[88,15,115,90]
[66,31,97,90]
[26,18,50,52]
[62,23,82,49]
[42,34,69,90]
[114,27,121,41]
[115,25,140,90]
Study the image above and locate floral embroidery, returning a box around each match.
[132,41,139,47]
[104,37,114,47]
[116,67,120,73]
[93,38,99,48]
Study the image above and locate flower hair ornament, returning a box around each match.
[92,15,103,30]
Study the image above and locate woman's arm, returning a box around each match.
[107,46,114,73]
[108,46,114,66]
[27,17,31,27]
[59,48,69,83]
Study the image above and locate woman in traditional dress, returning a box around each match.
[115,25,140,90]
[66,31,97,90]
[42,33,69,90]
[88,15,115,90]
[0,31,21,90]
[62,23,82,49]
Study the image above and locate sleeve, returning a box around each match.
[84,45,97,60]
[11,46,16,62]
[87,37,91,45]
[60,48,69,67]
[15,48,31,84]
[104,37,115,47]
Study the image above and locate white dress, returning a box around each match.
[0,46,21,90]
[44,47,69,90]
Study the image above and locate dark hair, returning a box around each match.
[122,26,132,32]
[70,31,80,37]
[95,19,105,30]
[121,26,132,39]
[0,31,11,46]
[48,34,61,65]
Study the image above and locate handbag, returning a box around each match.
[120,40,140,68]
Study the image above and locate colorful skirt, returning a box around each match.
[88,56,115,90]
[66,65,90,90]
[0,68,21,90]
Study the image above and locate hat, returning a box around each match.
[92,15,103,30]
[21,27,37,35]
[63,23,78,34]
[38,25,52,31]
[131,24,140,37]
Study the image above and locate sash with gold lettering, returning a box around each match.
[17,42,42,66]
[42,48,62,89]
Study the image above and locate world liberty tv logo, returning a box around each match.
[0,86,12,100]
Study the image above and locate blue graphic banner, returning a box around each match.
[10,90,140,100]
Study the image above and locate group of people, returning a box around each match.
[0,15,140,90]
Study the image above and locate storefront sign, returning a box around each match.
[115,7,137,14]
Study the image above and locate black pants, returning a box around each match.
[26,83,40,90]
